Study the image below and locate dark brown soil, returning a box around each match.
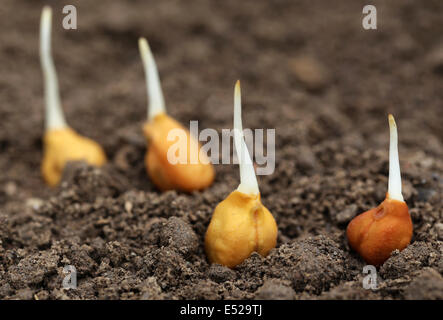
[0,0,442,300]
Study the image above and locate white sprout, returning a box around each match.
[234,81,259,196]
[138,37,166,121]
[40,6,67,130]
[388,114,404,202]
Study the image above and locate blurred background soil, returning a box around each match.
[0,0,442,299]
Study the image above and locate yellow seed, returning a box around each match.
[143,113,215,192]
[205,190,277,268]
[41,128,107,186]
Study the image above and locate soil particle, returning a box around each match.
[143,247,200,290]
[317,281,381,300]
[254,279,295,300]
[139,277,165,300]
[427,45,443,75]
[335,204,358,225]
[62,243,97,275]
[60,161,129,202]
[13,288,35,300]
[104,241,131,267]
[404,268,443,300]
[435,223,443,241]
[295,145,319,172]
[393,34,417,59]
[175,279,225,300]
[158,217,199,258]
[237,235,352,295]
[208,264,237,283]
[0,213,9,241]
[15,215,53,248]
[416,187,438,203]
[290,55,330,92]
[7,250,59,289]
[379,242,441,279]
[34,290,50,300]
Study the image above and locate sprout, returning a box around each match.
[138,38,166,121]
[139,37,214,192]
[40,6,67,130]
[234,81,259,195]
[40,6,106,186]
[347,114,412,266]
[388,114,403,202]
[204,81,277,268]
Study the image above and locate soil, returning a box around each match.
[0,0,442,300]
